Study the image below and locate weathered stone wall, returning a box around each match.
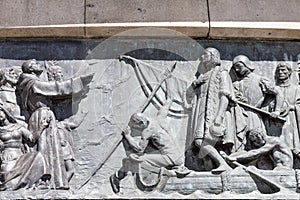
[0,0,299,39]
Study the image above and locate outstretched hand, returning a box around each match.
[80,73,94,86]
[119,55,135,66]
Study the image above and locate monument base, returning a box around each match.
[161,167,297,194]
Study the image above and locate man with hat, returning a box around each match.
[232,55,284,151]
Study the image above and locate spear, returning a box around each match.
[77,59,176,190]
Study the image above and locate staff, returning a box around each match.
[235,100,286,122]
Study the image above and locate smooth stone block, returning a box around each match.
[85,0,208,23]
[208,0,300,22]
[0,0,84,26]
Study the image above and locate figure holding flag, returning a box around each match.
[110,98,185,193]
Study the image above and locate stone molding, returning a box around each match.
[1,22,300,40]
[210,22,300,40]
[0,0,299,40]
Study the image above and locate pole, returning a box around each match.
[77,61,177,190]
[235,100,286,122]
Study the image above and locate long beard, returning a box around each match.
[198,61,215,71]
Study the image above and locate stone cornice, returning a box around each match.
[0,22,299,40]
[0,0,299,40]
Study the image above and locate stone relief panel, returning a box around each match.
[0,34,299,198]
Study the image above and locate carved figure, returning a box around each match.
[273,63,300,188]
[46,62,64,82]
[46,62,88,182]
[228,129,293,169]
[274,63,300,152]
[57,111,87,182]
[45,63,71,119]
[0,67,23,122]
[0,106,49,190]
[110,99,183,193]
[232,55,284,149]
[16,59,93,189]
[187,47,234,173]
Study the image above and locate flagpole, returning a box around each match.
[77,58,176,190]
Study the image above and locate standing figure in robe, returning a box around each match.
[17,59,93,189]
[231,55,284,151]
[274,63,300,153]
[186,47,236,173]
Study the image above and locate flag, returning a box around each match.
[120,55,194,118]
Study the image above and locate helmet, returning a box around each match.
[233,55,253,70]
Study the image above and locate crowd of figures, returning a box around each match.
[110,47,300,194]
[0,48,299,194]
[0,60,93,190]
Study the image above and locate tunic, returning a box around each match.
[17,73,85,189]
[277,82,300,151]
[0,124,48,190]
[190,65,235,146]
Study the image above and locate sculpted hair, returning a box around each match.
[21,59,36,73]
[130,113,149,128]
[276,63,292,73]
[248,129,265,141]
[205,47,221,66]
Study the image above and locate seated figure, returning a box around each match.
[227,129,293,170]
[0,106,49,190]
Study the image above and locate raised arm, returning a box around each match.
[32,77,84,98]
[259,80,284,116]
